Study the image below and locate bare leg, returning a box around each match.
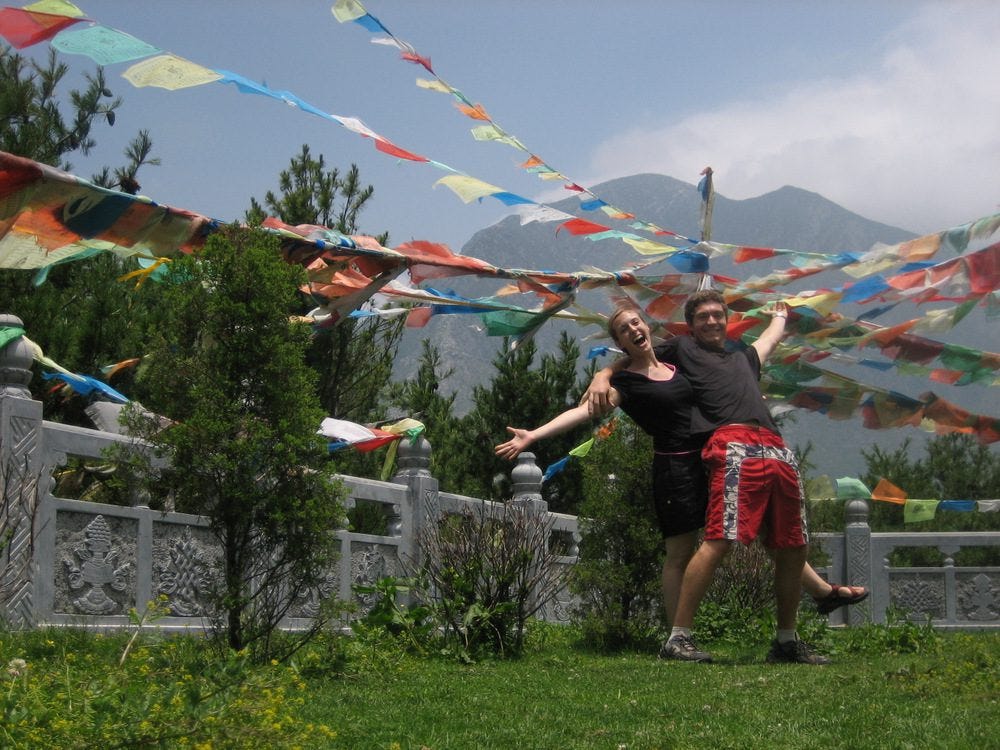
[762,547,861,600]
[662,530,699,627]
[773,545,808,631]
[671,539,731,629]
[801,561,833,599]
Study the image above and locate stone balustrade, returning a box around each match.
[1,313,998,632]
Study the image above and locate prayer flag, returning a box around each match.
[835,477,871,500]
[903,499,940,523]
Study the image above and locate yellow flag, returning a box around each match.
[621,237,677,256]
[416,78,452,93]
[123,55,222,90]
[23,0,84,16]
[331,0,368,23]
[434,175,504,204]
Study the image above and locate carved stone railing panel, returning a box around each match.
[871,532,1000,628]
[55,511,137,616]
[889,571,947,620]
[151,523,219,618]
[349,541,401,618]
[956,571,1000,622]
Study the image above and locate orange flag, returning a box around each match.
[871,477,907,505]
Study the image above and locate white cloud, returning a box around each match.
[584,3,1000,234]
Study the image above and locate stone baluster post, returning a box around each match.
[391,436,437,577]
[844,496,873,625]
[510,452,546,513]
[510,452,548,618]
[0,314,44,628]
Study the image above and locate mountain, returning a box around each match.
[390,173,994,480]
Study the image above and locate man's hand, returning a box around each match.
[751,300,789,362]
[760,300,789,319]
[583,368,615,415]
[495,426,533,460]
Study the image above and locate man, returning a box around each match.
[588,289,829,664]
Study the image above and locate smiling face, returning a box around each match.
[689,300,728,350]
[609,308,653,356]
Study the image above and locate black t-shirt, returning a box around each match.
[609,368,703,453]
[652,336,778,437]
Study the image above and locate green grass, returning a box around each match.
[2,624,998,749]
[308,627,999,750]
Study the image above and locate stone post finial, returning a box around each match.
[0,314,34,398]
[511,452,546,512]
[393,435,431,479]
[845,497,870,526]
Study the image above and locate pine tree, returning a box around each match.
[246,144,404,436]
[387,338,469,480]
[132,226,342,657]
[0,43,160,422]
[457,332,596,512]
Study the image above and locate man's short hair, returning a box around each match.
[684,289,727,326]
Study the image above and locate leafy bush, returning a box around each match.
[415,500,567,660]
[570,420,664,651]
[353,575,436,654]
[695,543,778,643]
[835,606,942,655]
[124,227,344,660]
[0,627,338,748]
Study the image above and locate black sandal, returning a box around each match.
[814,584,868,614]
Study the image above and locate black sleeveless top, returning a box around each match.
[610,367,703,453]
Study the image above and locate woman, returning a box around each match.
[495,306,865,638]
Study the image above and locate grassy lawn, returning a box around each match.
[2,624,997,749]
[305,628,999,750]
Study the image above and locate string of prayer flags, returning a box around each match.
[821,475,1000,522]
[542,417,617,482]
[0,6,81,48]
[374,417,426,480]
[2,149,998,446]
[330,0,702,247]
[318,417,406,452]
[41,371,129,403]
[862,476,999,522]
[871,477,907,505]
[16,3,1000,269]
[0,327,131,403]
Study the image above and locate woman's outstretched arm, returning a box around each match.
[495,395,617,460]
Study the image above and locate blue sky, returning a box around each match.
[35,1,1000,256]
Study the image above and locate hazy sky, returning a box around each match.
[27,1,1000,257]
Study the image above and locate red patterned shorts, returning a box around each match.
[701,424,808,549]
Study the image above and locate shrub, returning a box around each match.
[415,499,568,660]
[570,420,664,651]
[0,628,338,748]
[695,542,776,643]
[835,606,942,655]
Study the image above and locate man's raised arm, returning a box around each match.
[750,301,789,363]
[582,356,631,414]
